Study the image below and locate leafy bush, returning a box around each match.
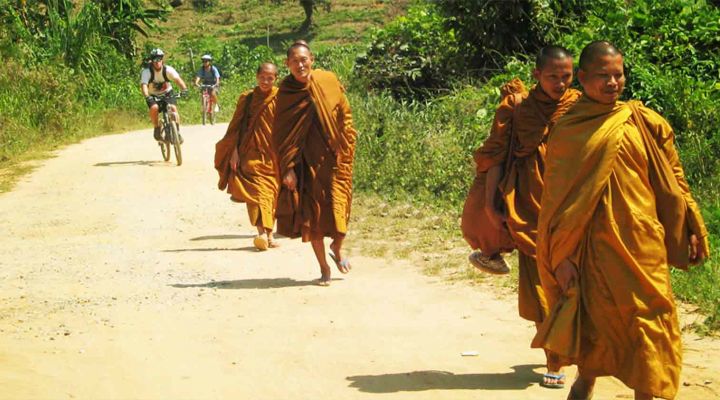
[174,35,278,81]
[351,82,507,207]
[557,0,720,188]
[354,4,461,98]
[434,0,587,75]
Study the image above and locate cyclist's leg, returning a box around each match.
[211,87,219,109]
[146,96,160,125]
[147,99,162,140]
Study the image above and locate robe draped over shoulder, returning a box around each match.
[533,97,709,399]
[214,86,279,228]
[273,70,357,240]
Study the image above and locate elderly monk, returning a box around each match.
[215,63,280,251]
[461,46,581,388]
[273,41,358,286]
[533,41,709,400]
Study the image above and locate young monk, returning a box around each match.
[461,46,581,389]
[533,41,709,400]
[215,63,280,251]
[273,40,358,286]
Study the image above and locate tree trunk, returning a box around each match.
[299,0,313,31]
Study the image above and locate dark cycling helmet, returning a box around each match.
[201,54,213,61]
[149,48,165,60]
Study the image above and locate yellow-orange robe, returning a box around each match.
[533,97,709,399]
[463,81,581,324]
[215,86,279,229]
[273,70,357,241]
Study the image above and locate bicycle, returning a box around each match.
[199,84,218,125]
[151,92,183,166]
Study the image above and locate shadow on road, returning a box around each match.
[346,365,543,393]
[94,160,168,167]
[162,246,258,252]
[170,277,341,290]
[190,234,256,241]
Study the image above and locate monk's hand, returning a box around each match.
[554,258,578,294]
[283,170,297,191]
[689,234,707,265]
[484,203,506,230]
[229,149,239,173]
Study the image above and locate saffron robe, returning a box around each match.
[463,82,581,323]
[273,70,357,241]
[215,86,279,228]
[533,97,709,399]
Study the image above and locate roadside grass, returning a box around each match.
[0,108,148,193]
[146,0,406,55]
[348,193,519,294]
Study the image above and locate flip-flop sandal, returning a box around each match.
[328,252,351,274]
[540,373,565,389]
[317,278,331,287]
[268,239,280,248]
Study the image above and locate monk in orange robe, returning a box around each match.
[273,41,357,286]
[215,63,280,250]
[533,41,709,400]
[461,46,581,388]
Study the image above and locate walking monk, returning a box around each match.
[215,63,280,251]
[461,46,581,388]
[273,41,358,286]
[533,41,709,400]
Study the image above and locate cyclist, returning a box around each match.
[194,54,221,112]
[140,48,188,142]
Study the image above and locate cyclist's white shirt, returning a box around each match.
[140,65,181,96]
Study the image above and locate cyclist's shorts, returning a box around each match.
[146,90,177,108]
[202,86,220,95]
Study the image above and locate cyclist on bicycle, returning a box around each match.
[140,48,188,141]
[194,54,221,111]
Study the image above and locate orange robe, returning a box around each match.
[273,70,357,241]
[463,82,581,324]
[533,97,709,399]
[215,87,279,228]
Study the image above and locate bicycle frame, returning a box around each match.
[150,92,182,165]
[199,84,216,125]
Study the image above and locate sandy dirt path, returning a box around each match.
[0,124,718,399]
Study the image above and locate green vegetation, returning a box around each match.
[1,0,718,331]
[351,0,720,332]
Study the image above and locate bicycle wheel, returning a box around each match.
[210,104,217,125]
[170,122,182,166]
[159,120,171,161]
[201,96,207,126]
[159,139,170,161]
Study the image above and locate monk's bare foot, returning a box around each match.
[268,236,280,248]
[317,265,331,286]
[567,376,595,400]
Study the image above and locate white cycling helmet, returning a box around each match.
[149,48,164,60]
[201,54,213,61]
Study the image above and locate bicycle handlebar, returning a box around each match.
[148,91,184,102]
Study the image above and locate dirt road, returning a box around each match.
[0,124,718,399]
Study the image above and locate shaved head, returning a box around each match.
[286,40,312,58]
[535,46,573,70]
[257,62,278,76]
[579,41,622,71]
